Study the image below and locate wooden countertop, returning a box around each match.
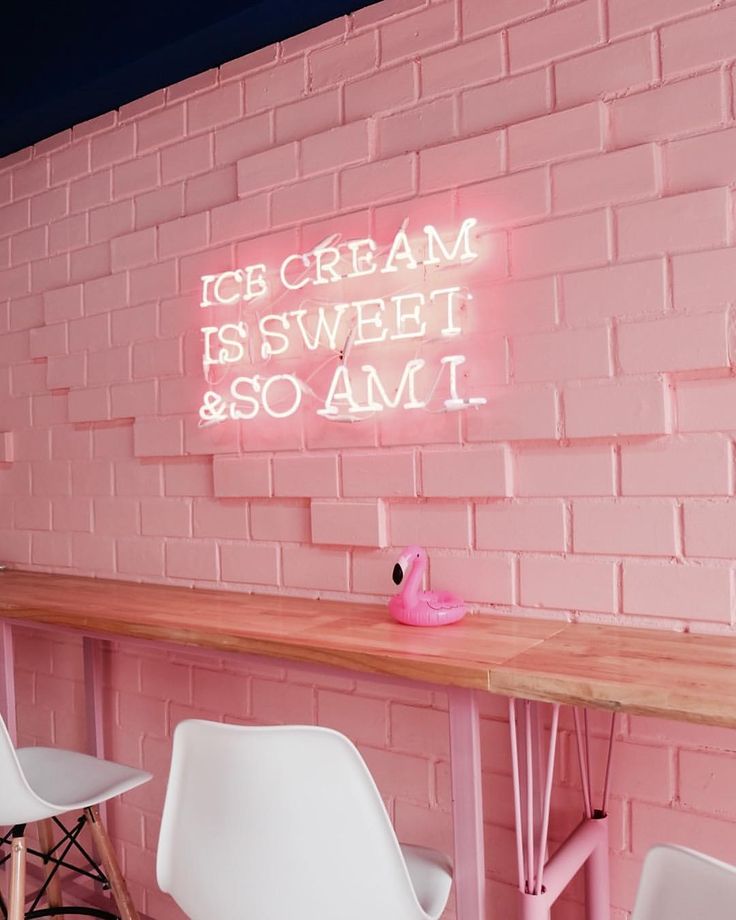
[1,570,735,728]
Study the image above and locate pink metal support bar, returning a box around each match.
[510,699,616,920]
[448,687,487,920]
[83,637,106,760]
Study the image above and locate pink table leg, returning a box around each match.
[0,621,17,744]
[448,686,486,920]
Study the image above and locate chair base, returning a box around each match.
[0,809,139,920]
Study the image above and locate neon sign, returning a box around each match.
[197,218,488,424]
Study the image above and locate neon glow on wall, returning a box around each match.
[197,217,488,424]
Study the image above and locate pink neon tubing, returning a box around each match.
[533,703,560,895]
[508,699,526,893]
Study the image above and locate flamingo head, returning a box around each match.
[392,545,426,585]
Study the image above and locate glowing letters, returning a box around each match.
[197,218,487,424]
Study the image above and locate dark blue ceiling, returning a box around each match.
[1,0,381,158]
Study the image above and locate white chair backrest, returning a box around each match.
[157,720,434,920]
[631,844,736,920]
[0,714,59,826]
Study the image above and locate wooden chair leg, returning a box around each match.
[8,830,26,920]
[84,806,140,920]
[38,818,63,909]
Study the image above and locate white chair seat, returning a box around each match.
[16,746,151,814]
[401,844,453,920]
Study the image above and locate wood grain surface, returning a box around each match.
[1,571,735,725]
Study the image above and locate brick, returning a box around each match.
[342,451,416,498]
[556,35,654,108]
[662,6,736,77]
[111,228,157,271]
[111,304,156,346]
[251,677,315,724]
[421,33,503,97]
[0,432,13,463]
[158,213,208,258]
[618,312,728,374]
[419,132,503,193]
[476,501,566,552]
[30,322,67,358]
[390,502,471,549]
[344,64,416,122]
[117,537,165,577]
[677,378,736,433]
[611,73,724,147]
[133,338,181,380]
[0,200,30,237]
[214,113,271,166]
[47,353,86,389]
[68,387,110,422]
[565,379,670,438]
[340,155,414,209]
[9,294,44,330]
[49,214,86,254]
[563,259,666,326]
[187,84,241,133]
[514,326,611,383]
[32,532,72,568]
[461,69,550,135]
[458,168,549,228]
[245,58,306,112]
[351,0,425,29]
[666,127,736,195]
[70,311,112,349]
[133,418,183,457]
[213,455,271,497]
[136,105,185,151]
[516,445,615,496]
[0,264,30,299]
[421,447,509,498]
[309,33,377,89]
[281,544,349,591]
[508,0,602,71]
[301,123,370,175]
[378,97,456,158]
[553,144,660,214]
[621,437,730,496]
[166,540,219,581]
[220,542,279,586]
[70,243,110,283]
[509,102,605,170]
[574,499,677,556]
[623,560,731,623]
[13,159,49,199]
[462,0,545,35]
[113,155,159,198]
[609,0,712,38]
[88,345,131,385]
[430,552,513,605]
[520,556,616,613]
[512,210,609,277]
[236,143,298,196]
[317,690,386,747]
[30,254,69,293]
[684,500,736,559]
[673,248,736,311]
[134,185,184,230]
[94,497,139,536]
[192,498,248,539]
[210,194,269,244]
[679,749,736,819]
[31,188,67,225]
[273,454,338,498]
[91,125,135,169]
[185,165,238,213]
[272,175,335,225]
[275,91,341,145]
[141,497,190,538]
[311,499,386,547]
[164,461,213,501]
[161,135,212,184]
[618,188,729,260]
[11,226,47,264]
[70,172,111,213]
[129,260,177,304]
[90,200,134,243]
[50,142,90,183]
[381,3,457,63]
[282,17,348,58]
[251,500,310,542]
[465,386,558,442]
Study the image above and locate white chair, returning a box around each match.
[631,844,736,920]
[0,714,152,920]
[157,720,453,920]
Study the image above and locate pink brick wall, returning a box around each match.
[2,0,736,916]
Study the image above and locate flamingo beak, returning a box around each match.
[392,563,403,585]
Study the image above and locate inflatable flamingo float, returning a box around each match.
[388,545,466,627]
